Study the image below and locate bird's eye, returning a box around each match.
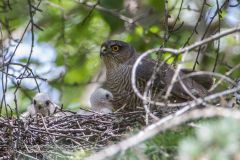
[111,45,120,52]
[105,94,110,99]
[33,100,37,105]
[45,100,50,106]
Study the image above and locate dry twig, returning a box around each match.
[86,107,240,160]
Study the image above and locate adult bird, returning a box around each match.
[21,92,60,118]
[100,40,212,112]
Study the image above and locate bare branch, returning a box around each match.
[85,107,240,160]
[131,25,240,107]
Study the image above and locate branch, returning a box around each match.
[131,25,240,107]
[74,0,143,24]
[85,107,240,160]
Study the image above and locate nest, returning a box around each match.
[0,110,155,159]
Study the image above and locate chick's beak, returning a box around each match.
[38,105,42,110]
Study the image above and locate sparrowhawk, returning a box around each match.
[100,40,212,112]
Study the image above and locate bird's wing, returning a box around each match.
[49,103,60,115]
[134,58,208,100]
[100,108,112,114]
[21,104,36,118]
[20,111,30,119]
[181,69,214,90]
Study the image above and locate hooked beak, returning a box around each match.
[100,45,109,57]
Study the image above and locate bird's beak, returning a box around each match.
[100,45,108,57]
[37,102,45,109]
[38,105,42,110]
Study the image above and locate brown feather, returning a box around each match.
[181,69,214,90]
[100,40,211,111]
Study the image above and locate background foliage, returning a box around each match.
[0,0,240,159]
[1,0,240,110]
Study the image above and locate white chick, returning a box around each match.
[90,88,113,114]
[21,92,60,118]
[77,88,113,115]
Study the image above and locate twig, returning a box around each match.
[131,25,240,107]
[74,0,140,24]
[85,107,240,160]
[210,63,240,91]
[164,50,188,100]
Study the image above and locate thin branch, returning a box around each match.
[85,107,240,160]
[183,0,206,47]
[212,0,221,72]
[193,0,228,70]
[74,0,138,24]
[131,26,240,107]
[163,50,188,100]
[210,63,240,91]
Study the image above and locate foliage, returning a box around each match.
[1,0,240,109]
[113,125,195,160]
[178,118,240,160]
[0,0,240,159]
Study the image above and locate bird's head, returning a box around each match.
[100,40,136,69]
[33,93,51,111]
[90,88,113,110]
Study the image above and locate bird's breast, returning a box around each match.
[106,65,143,111]
[106,66,132,93]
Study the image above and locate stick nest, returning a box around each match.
[0,111,154,159]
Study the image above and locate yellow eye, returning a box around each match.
[111,45,120,52]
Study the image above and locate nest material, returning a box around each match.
[0,111,152,159]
